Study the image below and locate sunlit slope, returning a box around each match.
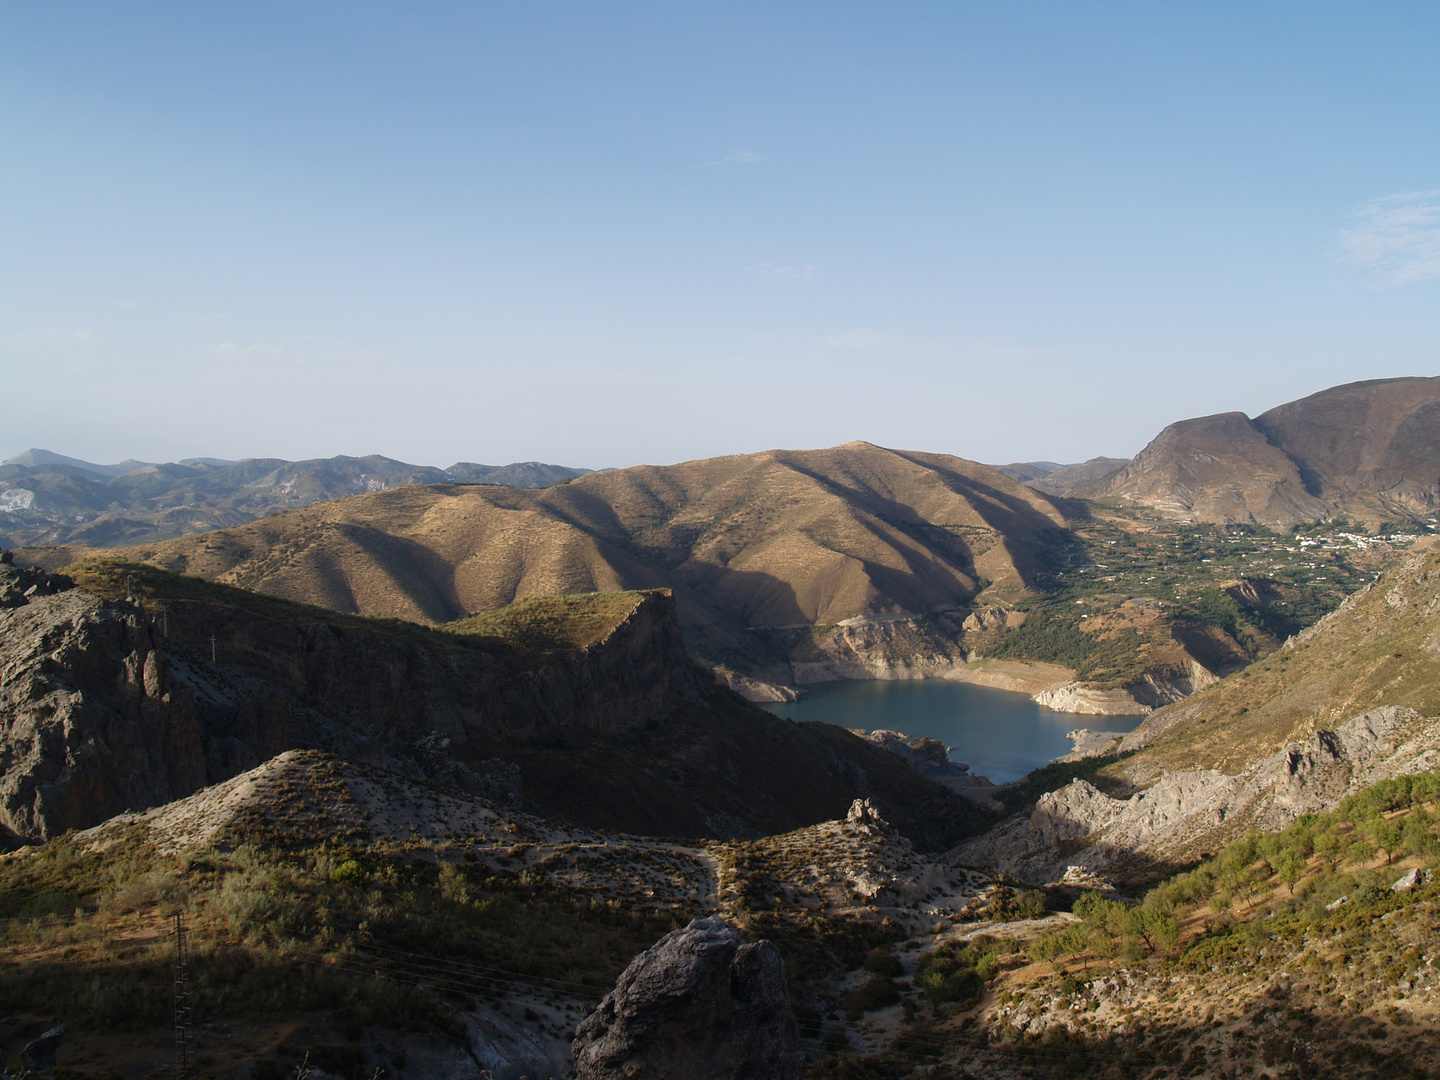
[1118,536,1440,778]
[107,442,1072,651]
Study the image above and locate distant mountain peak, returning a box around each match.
[3,448,155,477]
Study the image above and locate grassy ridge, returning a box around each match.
[64,557,652,663]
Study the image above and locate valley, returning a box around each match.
[4,375,1440,1078]
[9,437,1407,721]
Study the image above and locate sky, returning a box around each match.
[3,2,1439,470]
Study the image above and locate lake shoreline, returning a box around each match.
[724,658,1159,716]
[759,678,1145,786]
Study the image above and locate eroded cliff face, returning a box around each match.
[0,584,702,843]
[953,705,1440,885]
[156,587,701,745]
[0,591,209,842]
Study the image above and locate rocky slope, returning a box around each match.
[1087,411,1325,526]
[1122,536,1440,774]
[1086,377,1440,526]
[955,704,1440,884]
[0,450,589,548]
[965,888,1440,1080]
[0,561,989,846]
[953,537,1440,886]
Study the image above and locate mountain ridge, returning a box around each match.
[1088,376,1440,526]
[35,443,1077,675]
[0,450,592,548]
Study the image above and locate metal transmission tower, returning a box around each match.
[173,911,193,1080]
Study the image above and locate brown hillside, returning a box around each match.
[1086,377,1440,527]
[87,442,1072,659]
[1086,411,1324,525]
[1254,375,1440,519]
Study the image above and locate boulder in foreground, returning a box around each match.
[573,916,800,1080]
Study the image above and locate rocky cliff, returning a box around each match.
[953,705,1440,885]
[0,564,991,846]
[0,575,699,843]
[156,586,702,744]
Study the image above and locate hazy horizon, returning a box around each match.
[4,3,1437,469]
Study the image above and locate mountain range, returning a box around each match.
[8,377,1438,558]
[34,442,1074,675]
[0,450,591,548]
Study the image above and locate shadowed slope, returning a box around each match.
[1254,376,1440,518]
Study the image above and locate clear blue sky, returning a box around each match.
[3,2,1438,469]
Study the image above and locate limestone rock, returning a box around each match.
[572,916,800,1080]
[955,705,1440,884]
[1033,683,1150,716]
[712,667,802,703]
[847,796,888,829]
[1392,868,1425,892]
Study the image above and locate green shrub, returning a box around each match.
[862,949,902,977]
[845,974,901,1017]
[330,859,367,885]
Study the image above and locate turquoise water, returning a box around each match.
[758,679,1145,785]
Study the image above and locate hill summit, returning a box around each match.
[1088,377,1440,526]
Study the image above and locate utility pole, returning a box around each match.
[173,911,192,1080]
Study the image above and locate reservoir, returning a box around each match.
[758,679,1146,785]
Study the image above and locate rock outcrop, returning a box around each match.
[0,590,213,843]
[572,916,800,1080]
[0,579,701,843]
[0,559,74,607]
[955,705,1440,884]
[1033,683,1151,716]
[21,1026,64,1070]
[711,666,801,703]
